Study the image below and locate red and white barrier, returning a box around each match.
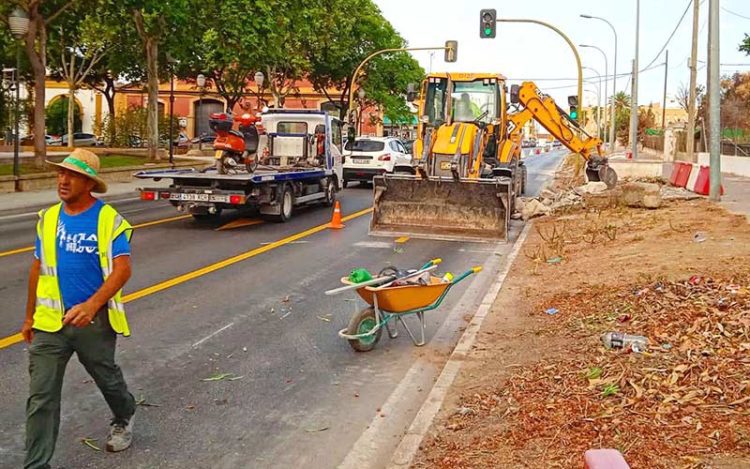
[669,162,724,196]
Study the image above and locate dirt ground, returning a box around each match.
[413,181,750,468]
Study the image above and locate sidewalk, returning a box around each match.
[0,179,169,216]
[720,173,750,219]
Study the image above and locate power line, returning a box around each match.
[722,6,750,20]
[642,0,695,71]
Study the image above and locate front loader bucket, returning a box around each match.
[370,174,512,243]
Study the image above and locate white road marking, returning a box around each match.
[353,241,394,249]
[0,211,37,221]
[191,322,235,348]
[386,222,533,468]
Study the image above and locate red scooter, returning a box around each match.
[209,111,260,174]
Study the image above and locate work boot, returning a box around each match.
[106,415,134,452]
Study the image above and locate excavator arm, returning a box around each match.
[507,81,616,187]
[510,81,602,160]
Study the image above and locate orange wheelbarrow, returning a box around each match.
[325,259,482,352]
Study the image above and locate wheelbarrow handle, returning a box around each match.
[419,258,442,270]
[324,275,396,296]
[451,266,483,285]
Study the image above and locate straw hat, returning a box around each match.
[46,148,108,193]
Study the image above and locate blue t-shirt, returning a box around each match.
[35,200,131,311]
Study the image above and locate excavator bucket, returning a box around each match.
[370,174,512,242]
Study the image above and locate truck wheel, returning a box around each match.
[323,178,336,207]
[346,307,382,352]
[266,184,293,222]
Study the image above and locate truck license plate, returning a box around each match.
[169,193,230,203]
[440,161,452,170]
[214,150,223,158]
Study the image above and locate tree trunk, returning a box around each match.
[145,40,160,161]
[134,9,160,161]
[25,10,47,168]
[67,84,75,148]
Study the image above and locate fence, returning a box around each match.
[642,134,664,152]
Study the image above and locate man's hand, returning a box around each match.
[63,301,98,328]
[21,319,34,344]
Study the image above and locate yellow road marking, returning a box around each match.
[0,207,373,351]
[0,334,22,349]
[0,247,34,259]
[0,214,192,259]
[395,236,410,244]
[215,218,264,231]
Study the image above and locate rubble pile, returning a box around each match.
[437,273,750,468]
[517,180,702,221]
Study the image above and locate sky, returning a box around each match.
[373,0,750,108]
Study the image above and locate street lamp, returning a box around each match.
[9,7,29,191]
[357,88,366,135]
[196,73,206,150]
[166,53,178,166]
[580,14,618,152]
[583,66,602,139]
[583,85,601,139]
[254,71,264,112]
[580,44,609,146]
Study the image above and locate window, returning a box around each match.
[451,80,498,124]
[396,141,407,153]
[345,139,385,152]
[424,78,448,126]
[331,120,342,146]
[277,121,308,134]
[389,141,400,152]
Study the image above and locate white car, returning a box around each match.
[343,137,412,187]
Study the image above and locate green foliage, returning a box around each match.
[46,97,81,135]
[101,106,176,147]
[306,0,424,118]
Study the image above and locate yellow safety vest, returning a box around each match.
[34,202,133,336]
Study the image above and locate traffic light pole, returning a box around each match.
[497,18,582,122]
[347,46,452,128]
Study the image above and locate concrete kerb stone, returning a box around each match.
[386,222,534,469]
[0,160,202,195]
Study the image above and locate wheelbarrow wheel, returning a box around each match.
[346,307,382,352]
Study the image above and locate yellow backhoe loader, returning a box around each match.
[369,73,616,242]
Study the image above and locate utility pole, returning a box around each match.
[707,0,721,201]
[629,0,640,159]
[662,50,669,130]
[629,59,637,154]
[687,0,700,162]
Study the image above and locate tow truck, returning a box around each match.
[135,109,344,222]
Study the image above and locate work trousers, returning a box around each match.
[24,309,135,469]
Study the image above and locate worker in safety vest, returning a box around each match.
[21,148,135,468]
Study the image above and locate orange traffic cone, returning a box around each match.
[328,200,345,229]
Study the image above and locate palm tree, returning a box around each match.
[613,92,631,112]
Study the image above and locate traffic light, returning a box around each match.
[567,95,579,120]
[444,40,458,63]
[479,9,497,38]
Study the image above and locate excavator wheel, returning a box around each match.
[598,165,618,189]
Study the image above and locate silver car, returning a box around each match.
[60,132,99,147]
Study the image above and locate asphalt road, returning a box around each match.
[0,149,565,469]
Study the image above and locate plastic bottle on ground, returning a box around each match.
[601,332,649,353]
